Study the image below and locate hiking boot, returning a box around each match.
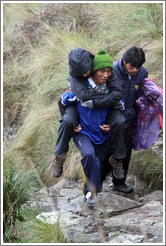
[112,183,133,193]
[109,156,125,180]
[84,191,96,208]
[51,155,67,177]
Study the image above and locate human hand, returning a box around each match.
[74,124,82,133]
[100,124,110,133]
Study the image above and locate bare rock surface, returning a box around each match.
[26,177,163,243]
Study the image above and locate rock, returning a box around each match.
[140,190,163,204]
[108,233,144,243]
[24,178,163,243]
[60,188,82,199]
[49,179,70,195]
[104,200,163,242]
[97,192,141,216]
[36,210,81,227]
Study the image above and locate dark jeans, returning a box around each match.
[73,133,108,193]
[106,109,126,159]
[55,103,79,157]
[102,125,134,185]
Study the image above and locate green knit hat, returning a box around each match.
[92,50,114,73]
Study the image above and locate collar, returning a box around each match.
[88,77,96,88]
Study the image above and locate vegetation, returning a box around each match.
[18,212,68,243]
[130,148,163,191]
[3,2,163,243]
[3,156,38,242]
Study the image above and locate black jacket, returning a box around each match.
[113,59,148,127]
[68,48,123,108]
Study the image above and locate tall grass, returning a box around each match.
[3,2,163,124]
[80,3,163,80]
[130,149,163,190]
[3,155,38,242]
[3,2,163,243]
[3,2,163,189]
[18,212,68,243]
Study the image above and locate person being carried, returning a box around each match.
[52,48,126,183]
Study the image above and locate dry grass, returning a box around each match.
[3,2,163,243]
[3,1,163,186]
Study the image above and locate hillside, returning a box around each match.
[3,2,163,243]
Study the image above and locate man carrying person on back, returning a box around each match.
[52,46,148,194]
[52,48,126,184]
[60,50,126,206]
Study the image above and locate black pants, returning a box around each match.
[102,125,134,185]
[55,103,79,157]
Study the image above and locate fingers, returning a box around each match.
[100,124,110,133]
[74,125,82,133]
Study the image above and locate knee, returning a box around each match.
[82,151,96,159]
[61,119,74,133]
[62,114,78,128]
[83,153,100,167]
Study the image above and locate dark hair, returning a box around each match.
[123,46,145,68]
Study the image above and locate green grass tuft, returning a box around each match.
[130,149,163,190]
[3,155,38,242]
[19,212,68,243]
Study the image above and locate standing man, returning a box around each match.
[108,46,148,193]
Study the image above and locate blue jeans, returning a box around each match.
[73,132,109,193]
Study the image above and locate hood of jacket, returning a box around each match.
[68,48,94,77]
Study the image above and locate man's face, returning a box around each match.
[82,70,91,77]
[123,60,140,76]
[92,68,112,85]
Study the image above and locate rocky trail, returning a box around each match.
[25,175,163,244]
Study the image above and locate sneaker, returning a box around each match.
[84,192,96,207]
[51,155,66,177]
[83,183,102,195]
[112,183,133,193]
[109,156,125,180]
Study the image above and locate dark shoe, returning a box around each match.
[112,183,133,193]
[109,156,124,180]
[84,191,96,207]
[51,155,66,177]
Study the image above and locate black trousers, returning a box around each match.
[55,102,79,157]
[102,125,134,185]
